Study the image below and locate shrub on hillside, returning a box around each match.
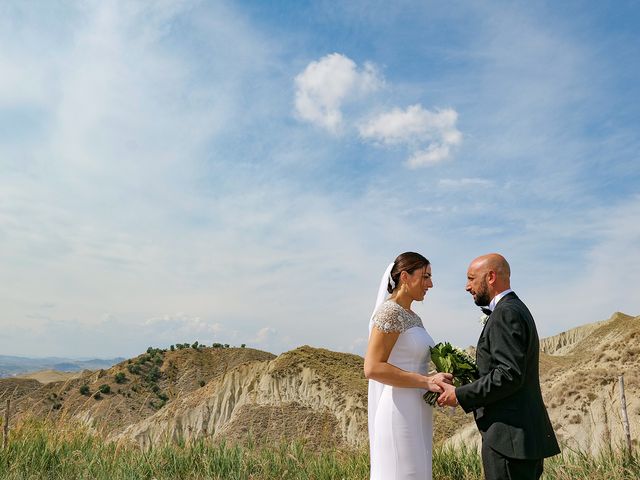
[134,358,145,367]
[79,385,90,396]
[146,366,161,383]
[98,384,110,394]
[157,392,168,402]
[115,372,127,384]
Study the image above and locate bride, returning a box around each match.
[364,252,452,480]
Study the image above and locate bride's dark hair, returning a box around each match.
[388,252,430,294]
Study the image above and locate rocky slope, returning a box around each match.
[447,312,640,455]
[539,320,606,355]
[113,345,469,450]
[114,346,368,449]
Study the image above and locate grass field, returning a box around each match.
[0,419,638,479]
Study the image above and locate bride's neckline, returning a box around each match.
[386,299,416,315]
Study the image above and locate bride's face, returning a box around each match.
[403,265,433,301]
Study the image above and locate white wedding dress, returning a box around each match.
[368,300,435,480]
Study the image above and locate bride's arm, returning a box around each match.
[364,327,450,391]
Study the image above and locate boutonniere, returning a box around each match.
[478,307,492,326]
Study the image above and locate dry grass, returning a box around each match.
[1,418,639,480]
[217,402,343,450]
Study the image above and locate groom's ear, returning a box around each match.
[486,270,497,285]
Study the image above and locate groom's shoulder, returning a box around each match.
[498,292,525,308]
[495,293,535,323]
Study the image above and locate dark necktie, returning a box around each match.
[481,307,492,316]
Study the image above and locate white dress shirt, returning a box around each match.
[488,288,514,312]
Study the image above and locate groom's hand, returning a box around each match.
[437,383,458,407]
[427,372,454,393]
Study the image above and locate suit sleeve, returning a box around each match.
[456,307,529,412]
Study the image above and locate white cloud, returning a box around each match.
[438,178,493,189]
[347,336,368,354]
[250,327,277,348]
[539,195,640,329]
[407,144,452,167]
[294,53,382,132]
[359,105,457,145]
[359,104,462,167]
[144,314,223,336]
[293,55,463,168]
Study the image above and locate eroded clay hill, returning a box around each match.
[0,346,275,436]
[0,344,467,450]
[113,345,468,450]
[115,346,368,449]
[3,313,635,453]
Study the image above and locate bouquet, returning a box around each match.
[423,342,479,406]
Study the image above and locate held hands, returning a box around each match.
[427,372,453,393]
[436,383,458,407]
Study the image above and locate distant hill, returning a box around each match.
[16,370,82,384]
[0,355,125,378]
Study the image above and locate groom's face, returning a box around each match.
[466,267,491,306]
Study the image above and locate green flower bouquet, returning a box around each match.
[423,342,479,406]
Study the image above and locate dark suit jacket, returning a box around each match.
[456,292,560,460]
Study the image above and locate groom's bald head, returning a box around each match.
[467,253,511,299]
[473,254,510,279]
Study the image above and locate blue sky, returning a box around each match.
[1,0,638,358]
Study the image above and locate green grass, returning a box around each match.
[0,419,638,479]
[433,445,640,480]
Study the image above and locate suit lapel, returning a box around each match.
[475,291,520,366]
[476,320,489,365]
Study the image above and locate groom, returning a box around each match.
[437,253,560,480]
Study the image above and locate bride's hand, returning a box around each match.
[433,372,453,384]
[427,372,453,392]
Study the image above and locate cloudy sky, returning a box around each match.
[1,1,638,359]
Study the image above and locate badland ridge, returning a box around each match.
[1,312,637,453]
